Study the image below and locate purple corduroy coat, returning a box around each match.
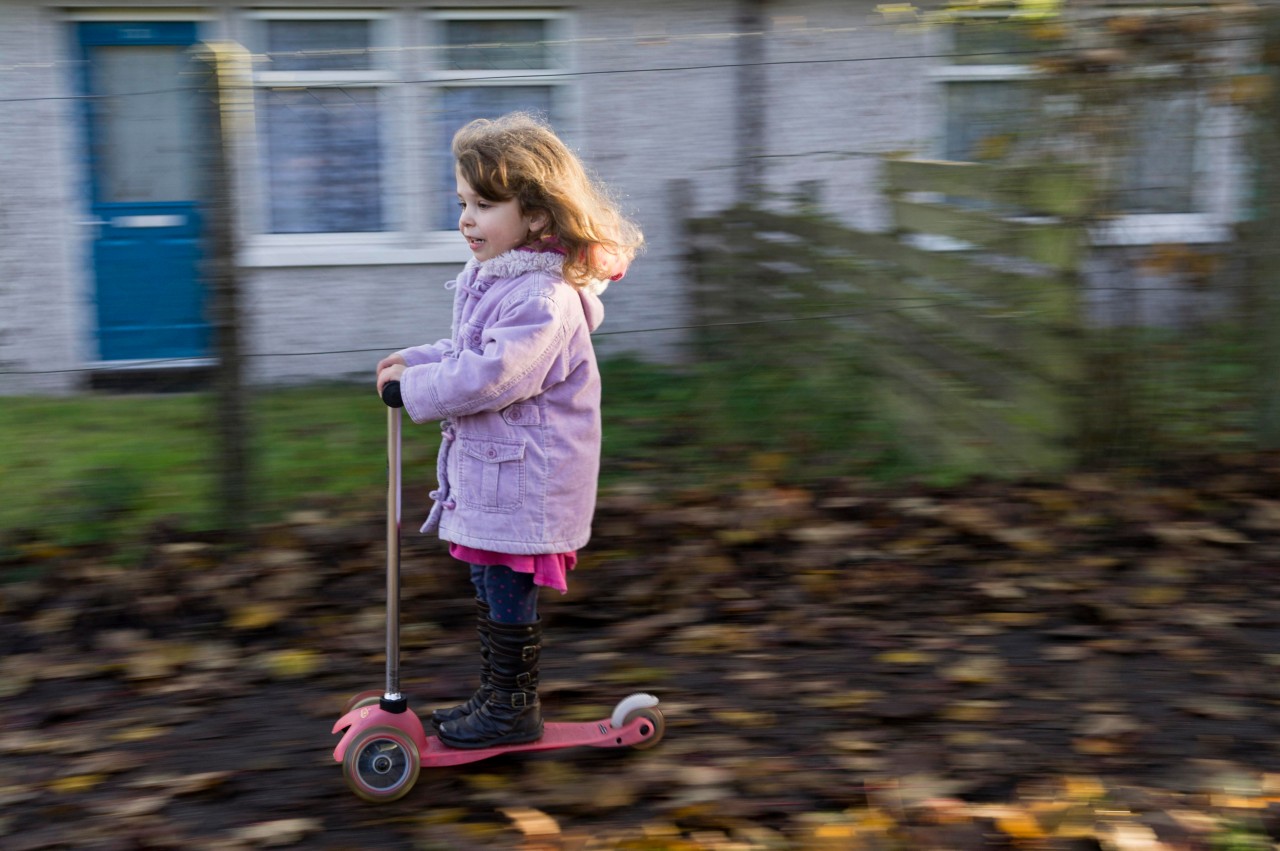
[396,249,605,555]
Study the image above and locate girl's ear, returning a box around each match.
[526,208,550,236]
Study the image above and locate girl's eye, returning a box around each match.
[477,202,491,210]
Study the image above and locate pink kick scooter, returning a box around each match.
[332,382,664,802]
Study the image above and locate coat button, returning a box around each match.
[487,448,497,458]
[509,409,521,421]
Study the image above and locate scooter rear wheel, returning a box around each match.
[622,707,665,750]
[343,725,420,802]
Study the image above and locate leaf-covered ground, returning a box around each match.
[5,455,1280,849]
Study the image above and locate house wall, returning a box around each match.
[0,2,90,394]
[238,0,758,386]
[757,1,935,228]
[13,0,1238,395]
[229,0,946,381]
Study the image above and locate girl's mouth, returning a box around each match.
[465,236,485,251]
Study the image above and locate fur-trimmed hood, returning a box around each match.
[472,248,564,283]
[462,248,605,332]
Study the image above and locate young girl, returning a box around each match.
[375,113,642,749]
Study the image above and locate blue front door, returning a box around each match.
[78,22,208,361]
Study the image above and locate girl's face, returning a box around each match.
[456,168,547,262]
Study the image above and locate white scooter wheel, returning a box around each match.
[610,693,660,729]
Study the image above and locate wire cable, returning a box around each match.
[0,31,1260,105]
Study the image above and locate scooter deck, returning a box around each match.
[418,718,648,767]
[332,704,660,768]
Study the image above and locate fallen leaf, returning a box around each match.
[941,655,1005,685]
[228,819,321,847]
[89,793,170,818]
[1130,586,1185,606]
[1043,645,1092,662]
[1059,772,1111,798]
[996,808,1046,840]
[1177,697,1253,720]
[942,700,1003,723]
[1103,821,1165,850]
[1150,521,1250,547]
[129,771,234,796]
[876,650,936,665]
[711,709,775,727]
[500,807,561,838]
[48,774,106,794]
[228,603,288,631]
[260,648,322,679]
[826,733,882,752]
[787,523,867,544]
[109,725,171,743]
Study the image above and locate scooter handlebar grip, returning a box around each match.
[381,381,404,409]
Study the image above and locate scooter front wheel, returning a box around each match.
[343,725,420,802]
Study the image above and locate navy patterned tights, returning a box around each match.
[469,563,539,624]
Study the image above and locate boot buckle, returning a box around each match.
[521,644,538,662]
[510,691,528,709]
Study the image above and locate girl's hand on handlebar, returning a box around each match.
[376,353,406,377]
[377,363,406,396]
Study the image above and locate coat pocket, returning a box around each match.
[457,436,526,512]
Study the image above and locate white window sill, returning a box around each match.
[908,215,1235,255]
[928,64,1040,82]
[1087,214,1235,247]
[87,358,216,370]
[241,235,471,268]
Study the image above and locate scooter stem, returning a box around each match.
[383,403,406,712]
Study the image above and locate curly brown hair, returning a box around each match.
[452,113,643,289]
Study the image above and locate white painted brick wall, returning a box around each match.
[0,2,89,394]
[0,0,959,393]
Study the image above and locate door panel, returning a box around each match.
[78,22,208,361]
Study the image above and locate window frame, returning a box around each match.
[239,8,579,268]
[423,9,577,235]
[240,8,461,267]
[426,8,572,77]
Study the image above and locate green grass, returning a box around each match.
[0,333,1259,549]
[0,384,438,546]
[599,353,908,488]
[1077,325,1259,464]
[0,358,901,548]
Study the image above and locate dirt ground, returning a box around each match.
[5,456,1280,849]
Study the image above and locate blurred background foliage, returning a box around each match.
[5,0,1280,555]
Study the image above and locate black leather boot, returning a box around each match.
[437,618,543,749]
[430,600,492,728]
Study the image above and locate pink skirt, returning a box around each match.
[449,543,576,594]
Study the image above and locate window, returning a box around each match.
[247,13,394,235]
[427,12,571,230]
[1114,89,1199,215]
[935,13,1222,237]
[941,72,1039,166]
[238,9,579,266]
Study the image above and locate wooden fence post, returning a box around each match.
[735,0,767,205]
[194,42,254,546]
[1251,10,1280,448]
